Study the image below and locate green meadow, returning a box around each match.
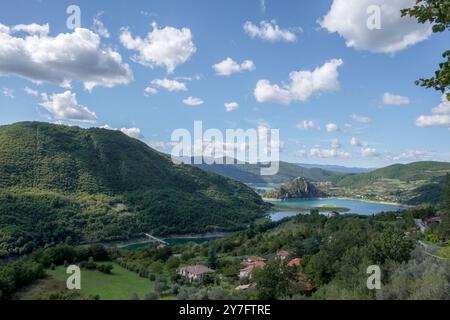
[48,264,160,300]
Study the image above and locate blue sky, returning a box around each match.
[0,0,449,167]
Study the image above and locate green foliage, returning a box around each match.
[0,260,45,300]
[0,122,268,255]
[379,249,450,300]
[253,261,296,300]
[401,0,450,95]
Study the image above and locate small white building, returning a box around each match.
[179,265,215,282]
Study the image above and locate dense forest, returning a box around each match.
[0,122,269,257]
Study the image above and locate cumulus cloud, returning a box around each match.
[212,58,255,76]
[144,86,158,95]
[101,124,143,139]
[183,96,204,106]
[351,114,372,123]
[0,23,133,91]
[244,20,299,42]
[310,147,351,158]
[361,147,379,157]
[416,95,450,129]
[224,102,239,112]
[319,0,432,54]
[151,78,187,91]
[432,95,450,115]
[383,92,410,105]
[39,91,97,122]
[120,22,196,73]
[325,123,339,132]
[297,120,320,131]
[254,58,343,104]
[416,115,450,128]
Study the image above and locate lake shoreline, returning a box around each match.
[264,196,411,208]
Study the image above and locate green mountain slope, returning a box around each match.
[194,159,335,184]
[0,122,268,256]
[326,162,450,204]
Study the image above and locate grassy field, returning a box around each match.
[46,263,166,300]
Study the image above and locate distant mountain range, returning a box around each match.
[193,158,336,183]
[297,163,375,174]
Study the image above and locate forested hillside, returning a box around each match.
[0,122,268,257]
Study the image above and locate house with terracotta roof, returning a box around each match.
[244,256,266,264]
[179,265,215,282]
[276,250,289,260]
[287,258,301,268]
[239,261,266,279]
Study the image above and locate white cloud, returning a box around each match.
[319,0,432,54]
[224,102,239,112]
[254,80,292,105]
[212,58,255,76]
[0,23,133,91]
[432,95,450,115]
[416,115,450,128]
[151,78,187,91]
[101,124,143,139]
[310,147,351,158]
[244,20,298,42]
[383,92,410,105]
[2,88,14,98]
[330,138,342,149]
[416,95,450,129]
[12,23,49,36]
[144,86,158,95]
[24,87,39,97]
[39,91,97,122]
[325,123,339,132]
[120,22,196,73]
[351,114,372,123]
[183,96,204,106]
[254,58,343,104]
[92,11,110,38]
[119,127,142,139]
[297,120,320,131]
[361,147,379,157]
[391,150,429,162]
[350,137,362,146]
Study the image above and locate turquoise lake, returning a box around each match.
[268,198,408,221]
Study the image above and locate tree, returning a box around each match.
[129,293,140,300]
[401,0,450,98]
[253,261,294,300]
[207,247,218,269]
[144,292,159,300]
